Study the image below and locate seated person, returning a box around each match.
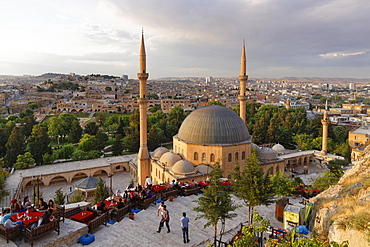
[38,198,48,211]
[116,198,125,209]
[170,180,176,186]
[35,209,54,228]
[135,183,143,192]
[140,189,147,201]
[146,190,153,198]
[22,196,32,209]
[1,208,11,224]
[97,201,106,212]
[10,199,21,213]
[48,199,57,213]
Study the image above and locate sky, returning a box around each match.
[0,0,370,79]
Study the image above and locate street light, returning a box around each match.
[108,172,114,198]
[32,174,43,204]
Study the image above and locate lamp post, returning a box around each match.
[32,174,43,205]
[108,172,114,197]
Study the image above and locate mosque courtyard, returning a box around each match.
[1,164,324,247]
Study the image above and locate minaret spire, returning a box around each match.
[238,40,248,123]
[137,31,150,185]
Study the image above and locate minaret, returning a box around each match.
[285,99,291,109]
[137,31,150,185]
[321,100,330,155]
[238,40,248,123]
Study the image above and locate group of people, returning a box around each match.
[0,196,58,230]
[156,201,190,244]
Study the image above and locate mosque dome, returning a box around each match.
[272,143,285,153]
[159,152,182,167]
[171,160,196,175]
[251,143,260,150]
[152,147,169,160]
[257,147,278,161]
[177,105,251,145]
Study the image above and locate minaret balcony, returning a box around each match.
[238,95,248,100]
[239,75,248,81]
[137,97,149,103]
[137,73,149,80]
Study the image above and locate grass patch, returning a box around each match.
[93,112,132,118]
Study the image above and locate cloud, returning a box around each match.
[319,51,367,58]
[1,0,370,78]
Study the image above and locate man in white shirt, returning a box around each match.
[156,201,164,216]
[145,176,152,189]
[181,212,190,243]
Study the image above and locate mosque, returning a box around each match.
[134,33,338,186]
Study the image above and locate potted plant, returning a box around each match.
[128,212,135,220]
[168,196,174,202]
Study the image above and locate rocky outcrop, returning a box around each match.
[310,146,370,247]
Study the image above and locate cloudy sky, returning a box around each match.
[0,0,369,79]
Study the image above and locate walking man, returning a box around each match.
[157,205,170,233]
[181,212,190,243]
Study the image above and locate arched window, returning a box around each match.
[228,153,232,162]
[210,153,215,162]
[202,153,206,162]
[235,152,239,161]
[194,152,198,161]
[242,151,246,160]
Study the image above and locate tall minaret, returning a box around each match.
[238,40,248,123]
[137,31,150,185]
[321,100,330,155]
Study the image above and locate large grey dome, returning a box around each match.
[177,105,251,144]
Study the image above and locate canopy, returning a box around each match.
[74,176,100,189]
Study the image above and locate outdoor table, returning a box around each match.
[179,182,191,189]
[70,210,94,224]
[162,183,173,190]
[221,180,231,185]
[11,211,43,227]
[104,200,117,209]
[151,184,166,192]
[198,181,210,187]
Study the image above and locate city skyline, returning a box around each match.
[1,0,370,79]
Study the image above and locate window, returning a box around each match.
[235,152,239,161]
[242,151,246,160]
[210,153,215,162]
[202,153,206,162]
[194,152,198,161]
[276,166,280,173]
[354,136,360,140]
[228,153,232,162]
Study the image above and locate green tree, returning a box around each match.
[54,188,66,205]
[94,177,109,204]
[0,125,11,157]
[68,189,85,203]
[71,150,101,161]
[105,86,112,91]
[231,149,274,224]
[68,120,83,143]
[312,171,340,191]
[95,130,108,151]
[148,125,165,151]
[5,126,25,167]
[78,134,97,152]
[84,122,99,135]
[271,171,294,199]
[193,164,238,246]
[28,125,51,165]
[20,115,37,138]
[19,109,34,118]
[48,116,64,144]
[231,210,270,247]
[43,152,57,165]
[112,134,123,156]
[13,152,35,169]
[333,126,349,143]
[58,144,75,160]
[0,161,10,202]
[293,134,314,150]
[252,112,271,144]
[28,103,39,110]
